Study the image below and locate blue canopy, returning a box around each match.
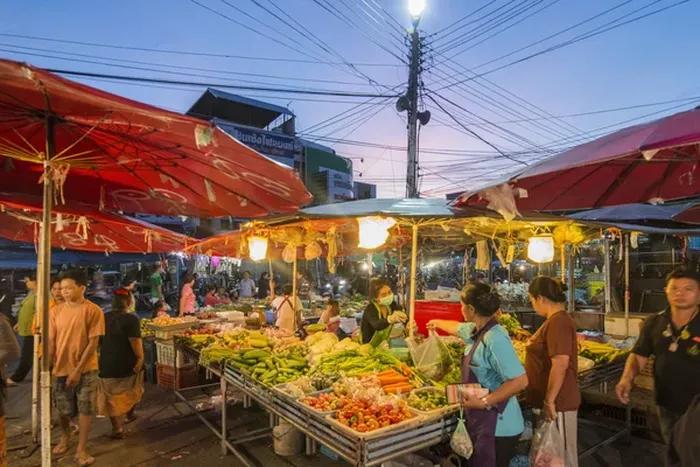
[568,202,696,222]
[298,198,490,219]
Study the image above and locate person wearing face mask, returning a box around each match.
[360,278,406,344]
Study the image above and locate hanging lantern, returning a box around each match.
[357,216,396,249]
[247,235,268,261]
[527,235,554,263]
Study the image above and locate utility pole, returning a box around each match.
[399,0,429,198]
[405,26,421,199]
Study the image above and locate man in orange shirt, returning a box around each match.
[49,269,104,467]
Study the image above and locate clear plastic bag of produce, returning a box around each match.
[450,410,473,459]
[529,420,567,467]
[406,330,450,380]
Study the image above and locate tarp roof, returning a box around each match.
[568,202,696,222]
[187,88,294,128]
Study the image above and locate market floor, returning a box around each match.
[5,374,665,467]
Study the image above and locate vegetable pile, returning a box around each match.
[406,388,449,412]
[335,398,414,433]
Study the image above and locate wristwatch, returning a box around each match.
[480,396,492,410]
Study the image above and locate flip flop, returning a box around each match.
[52,440,70,456]
[75,454,96,466]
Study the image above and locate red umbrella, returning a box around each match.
[0,193,191,253]
[456,106,700,214]
[0,59,312,217]
[0,59,311,463]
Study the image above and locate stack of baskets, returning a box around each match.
[147,321,199,390]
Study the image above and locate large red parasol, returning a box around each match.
[455,106,700,214]
[0,59,311,464]
[0,194,191,253]
[0,59,312,217]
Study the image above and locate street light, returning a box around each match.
[408,0,426,20]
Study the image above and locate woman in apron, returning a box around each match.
[429,282,528,467]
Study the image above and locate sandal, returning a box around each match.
[109,430,126,440]
[75,454,96,466]
[52,439,71,456]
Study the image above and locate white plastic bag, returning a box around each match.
[406,330,450,380]
[450,411,473,459]
[529,421,566,467]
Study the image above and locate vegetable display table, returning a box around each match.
[175,344,457,466]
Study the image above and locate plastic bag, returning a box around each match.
[406,330,450,380]
[529,421,566,467]
[450,411,473,459]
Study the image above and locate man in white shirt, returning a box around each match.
[270,285,302,334]
[238,271,257,299]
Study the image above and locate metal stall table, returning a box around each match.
[176,344,457,467]
[577,360,631,459]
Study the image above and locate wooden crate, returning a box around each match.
[156,363,199,390]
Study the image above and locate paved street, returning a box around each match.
[5,375,665,467]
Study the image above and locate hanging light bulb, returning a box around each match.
[248,235,268,261]
[527,235,554,263]
[357,216,396,249]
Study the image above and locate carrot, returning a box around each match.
[376,369,399,377]
[378,375,409,386]
[383,383,413,394]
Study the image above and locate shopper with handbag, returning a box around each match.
[429,282,528,467]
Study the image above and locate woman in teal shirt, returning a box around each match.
[429,283,528,467]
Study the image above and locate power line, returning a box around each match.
[464,0,634,69]
[430,1,500,39]
[436,0,563,58]
[435,0,547,54]
[44,68,400,98]
[0,32,401,67]
[0,43,381,88]
[427,93,529,166]
[434,0,689,91]
[311,0,407,63]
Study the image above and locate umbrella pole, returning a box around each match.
[625,233,630,337]
[292,254,297,325]
[408,224,418,339]
[268,257,273,298]
[40,117,55,467]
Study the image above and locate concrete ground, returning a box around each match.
[5,374,665,467]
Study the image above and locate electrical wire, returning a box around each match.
[0,44,381,90]
[436,0,562,58]
[435,0,545,54]
[434,0,689,90]
[43,68,401,98]
[0,32,401,67]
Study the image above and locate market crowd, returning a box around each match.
[0,265,698,467]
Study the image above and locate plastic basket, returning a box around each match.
[155,341,197,368]
[156,363,199,390]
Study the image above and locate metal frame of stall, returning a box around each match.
[173,345,457,467]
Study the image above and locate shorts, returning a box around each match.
[53,371,98,417]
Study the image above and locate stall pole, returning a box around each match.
[39,117,55,467]
[568,246,576,313]
[560,245,566,283]
[408,224,418,339]
[624,233,630,337]
[292,253,298,321]
[267,257,273,297]
[604,237,612,314]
